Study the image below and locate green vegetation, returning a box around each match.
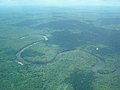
[0,7,120,90]
[22,44,60,63]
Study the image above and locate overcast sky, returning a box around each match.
[0,0,120,6]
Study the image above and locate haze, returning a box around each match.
[0,0,120,6]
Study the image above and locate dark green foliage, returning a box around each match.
[48,30,107,50]
[99,18,120,25]
[0,36,8,39]
[65,69,95,90]
[0,48,16,55]
[33,20,93,30]
[48,30,81,50]
[91,47,115,56]
[13,19,38,27]
[48,25,120,54]
[0,48,16,59]
[107,30,120,53]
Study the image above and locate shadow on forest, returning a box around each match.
[13,19,120,53]
[65,69,95,90]
[13,19,120,54]
[33,20,92,30]
[48,30,82,50]
[98,18,120,25]
[48,30,106,50]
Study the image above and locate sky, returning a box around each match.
[0,0,120,6]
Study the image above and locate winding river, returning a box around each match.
[16,40,120,75]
